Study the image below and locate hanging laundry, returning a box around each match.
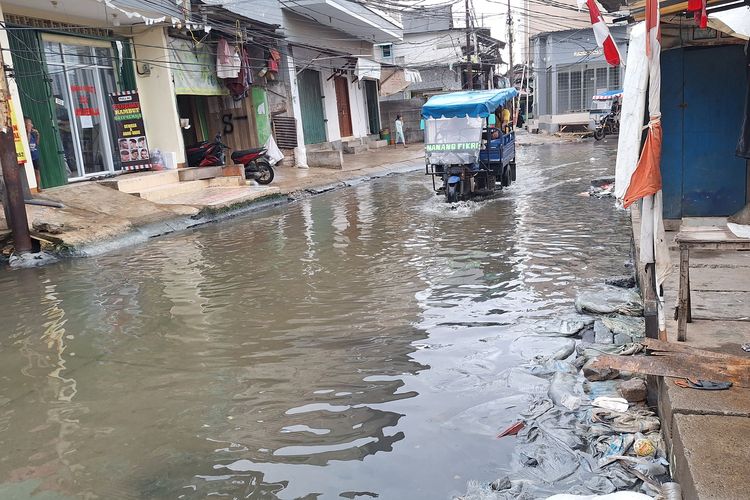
[216,38,241,79]
[687,0,708,28]
[224,47,252,100]
[268,48,281,73]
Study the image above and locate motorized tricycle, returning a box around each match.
[590,89,622,141]
[422,89,518,202]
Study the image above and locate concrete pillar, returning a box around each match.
[0,4,37,190]
[133,28,185,166]
[285,48,308,168]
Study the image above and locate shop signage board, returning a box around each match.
[109,91,151,171]
[8,97,27,164]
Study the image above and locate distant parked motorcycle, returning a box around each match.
[185,134,275,185]
[593,112,619,141]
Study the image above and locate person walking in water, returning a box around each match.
[25,117,42,192]
[394,115,407,147]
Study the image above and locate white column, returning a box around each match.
[133,28,185,166]
[286,48,308,168]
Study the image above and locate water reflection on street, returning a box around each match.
[0,141,629,499]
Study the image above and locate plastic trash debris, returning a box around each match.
[602,315,646,339]
[741,343,750,352]
[592,397,629,412]
[549,371,584,410]
[604,275,636,289]
[8,251,58,268]
[673,378,733,390]
[575,286,643,316]
[533,317,594,336]
[633,438,656,457]
[660,482,682,500]
[591,408,661,434]
[584,380,622,399]
[497,421,525,438]
[577,342,644,360]
[545,493,654,500]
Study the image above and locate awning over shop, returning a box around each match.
[355,58,381,80]
[168,37,225,96]
[379,67,422,96]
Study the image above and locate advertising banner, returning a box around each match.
[109,91,151,171]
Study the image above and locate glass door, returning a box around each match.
[42,37,118,179]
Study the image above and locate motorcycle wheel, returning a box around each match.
[446,183,459,203]
[594,128,605,141]
[250,160,275,185]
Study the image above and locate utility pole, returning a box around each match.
[507,0,514,120]
[465,0,473,90]
[0,43,32,254]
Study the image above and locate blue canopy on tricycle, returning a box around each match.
[421,88,519,119]
[592,89,624,101]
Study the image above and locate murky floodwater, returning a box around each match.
[0,141,630,500]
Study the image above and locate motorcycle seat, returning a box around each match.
[232,147,265,158]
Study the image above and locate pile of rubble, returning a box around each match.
[459,277,682,500]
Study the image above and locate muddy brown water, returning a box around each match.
[0,141,630,499]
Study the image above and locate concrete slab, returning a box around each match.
[99,170,179,193]
[135,179,208,201]
[178,166,223,182]
[0,183,196,251]
[308,150,343,169]
[671,414,750,500]
[156,186,280,209]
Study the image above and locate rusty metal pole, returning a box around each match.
[0,43,32,254]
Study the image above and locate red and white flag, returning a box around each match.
[578,0,623,66]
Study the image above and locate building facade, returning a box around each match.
[531,26,628,132]
[375,7,505,99]
[224,0,402,167]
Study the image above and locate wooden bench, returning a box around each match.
[674,226,750,341]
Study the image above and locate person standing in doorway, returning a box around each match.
[25,117,42,192]
[395,115,407,147]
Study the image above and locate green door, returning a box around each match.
[251,87,271,145]
[364,80,380,135]
[7,28,68,188]
[297,69,326,145]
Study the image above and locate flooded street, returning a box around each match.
[0,141,631,499]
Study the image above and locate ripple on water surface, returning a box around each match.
[0,141,629,499]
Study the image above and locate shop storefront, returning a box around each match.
[7,21,135,188]
[43,36,119,179]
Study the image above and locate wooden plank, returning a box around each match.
[644,338,750,365]
[589,354,750,387]
[678,246,690,341]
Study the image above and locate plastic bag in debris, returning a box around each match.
[590,408,661,434]
[549,371,586,411]
[264,134,284,165]
[575,286,643,316]
[602,315,646,340]
[533,316,595,337]
[544,492,654,500]
[577,342,644,360]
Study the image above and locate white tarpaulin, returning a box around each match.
[708,6,750,40]
[614,23,648,201]
[355,58,381,80]
[614,18,672,334]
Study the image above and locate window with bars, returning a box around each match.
[556,64,622,114]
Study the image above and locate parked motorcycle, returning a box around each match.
[231,147,275,185]
[185,134,275,185]
[593,112,619,141]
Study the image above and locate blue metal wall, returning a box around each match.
[661,44,748,219]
